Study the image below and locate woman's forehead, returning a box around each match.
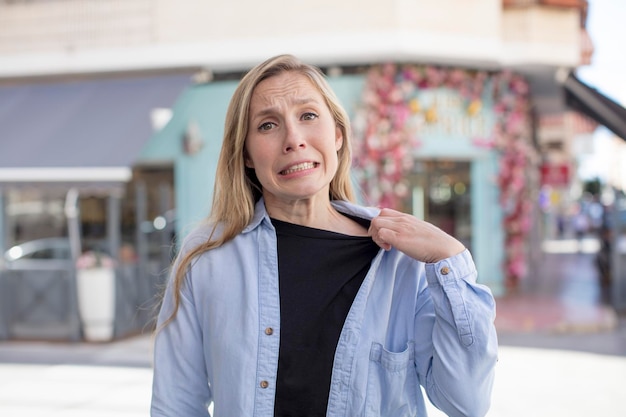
[252,73,320,103]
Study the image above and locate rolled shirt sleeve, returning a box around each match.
[416,249,498,417]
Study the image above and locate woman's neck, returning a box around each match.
[265,197,368,236]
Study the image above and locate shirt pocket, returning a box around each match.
[364,341,419,417]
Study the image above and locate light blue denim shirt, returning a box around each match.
[151,199,498,417]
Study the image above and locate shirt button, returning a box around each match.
[265,327,274,335]
[260,380,269,389]
[440,266,450,275]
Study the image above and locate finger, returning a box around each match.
[377,227,398,248]
[368,223,393,251]
[371,215,415,238]
[374,239,392,251]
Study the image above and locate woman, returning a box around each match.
[151,54,498,417]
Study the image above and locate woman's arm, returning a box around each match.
[417,251,497,417]
[151,269,213,417]
[370,208,497,417]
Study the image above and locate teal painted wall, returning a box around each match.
[327,76,368,202]
[140,74,504,290]
[471,155,505,295]
[140,81,239,236]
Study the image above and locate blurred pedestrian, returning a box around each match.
[150,54,498,417]
[556,212,566,238]
[573,206,589,248]
[596,223,612,286]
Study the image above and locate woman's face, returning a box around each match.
[245,72,343,206]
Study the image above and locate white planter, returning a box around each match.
[76,267,116,342]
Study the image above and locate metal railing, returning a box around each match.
[0,263,163,341]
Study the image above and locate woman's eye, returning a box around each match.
[259,122,275,131]
[302,112,318,121]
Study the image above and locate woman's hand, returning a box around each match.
[368,208,466,263]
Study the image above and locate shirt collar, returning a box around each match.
[241,198,380,234]
[331,200,380,221]
[241,198,269,234]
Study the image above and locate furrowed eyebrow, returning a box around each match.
[292,97,317,106]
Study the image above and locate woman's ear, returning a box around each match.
[243,150,254,168]
[335,126,343,151]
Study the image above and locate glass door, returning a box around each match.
[403,159,472,251]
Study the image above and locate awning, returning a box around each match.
[0,72,192,183]
[562,72,626,141]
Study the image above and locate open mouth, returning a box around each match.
[280,162,318,175]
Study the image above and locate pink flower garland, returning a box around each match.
[352,64,536,289]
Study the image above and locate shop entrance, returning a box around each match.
[402,159,472,251]
[0,165,175,341]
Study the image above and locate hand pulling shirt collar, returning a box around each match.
[151,198,498,417]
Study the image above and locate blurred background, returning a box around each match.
[0,0,624,416]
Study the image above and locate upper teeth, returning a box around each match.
[282,162,315,174]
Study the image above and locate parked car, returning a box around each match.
[2,238,109,270]
[5,237,71,261]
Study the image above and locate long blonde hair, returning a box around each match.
[163,54,356,324]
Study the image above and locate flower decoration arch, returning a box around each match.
[351,63,537,288]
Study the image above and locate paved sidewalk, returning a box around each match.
[495,237,619,335]
[0,362,152,417]
[0,332,153,368]
[1,335,625,417]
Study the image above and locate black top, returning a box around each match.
[271,216,380,417]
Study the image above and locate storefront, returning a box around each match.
[350,64,537,294]
[0,72,191,340]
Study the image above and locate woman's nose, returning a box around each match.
[283,122,306,152]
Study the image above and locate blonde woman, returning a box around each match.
[151,54,497,417]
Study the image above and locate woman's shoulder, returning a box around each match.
[177,222,223,255]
